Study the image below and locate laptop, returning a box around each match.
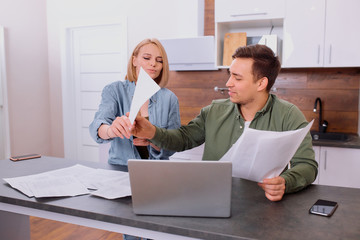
[128,159,232,218]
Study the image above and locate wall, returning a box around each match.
[0,0,51,156]
[167,0,360,134]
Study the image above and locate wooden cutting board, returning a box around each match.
[222,32,247,66]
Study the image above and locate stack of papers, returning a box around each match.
[3,164,131,199]
[220,120,314,182]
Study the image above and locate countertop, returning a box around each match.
[1,156,360,240]
[312,134,360,149]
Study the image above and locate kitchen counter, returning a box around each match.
[1,156,360,240]
[312,134,360,149]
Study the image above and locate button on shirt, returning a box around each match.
[89,80,181,166]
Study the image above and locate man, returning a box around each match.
[117,44,318,201]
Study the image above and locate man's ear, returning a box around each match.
[257,77,268,92]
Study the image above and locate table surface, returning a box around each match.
[1,156,360,240]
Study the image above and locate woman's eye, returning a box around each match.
[143,57,150,60]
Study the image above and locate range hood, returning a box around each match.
[160,36,217,71]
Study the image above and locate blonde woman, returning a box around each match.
[90,38,180,166]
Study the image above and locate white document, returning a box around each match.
[91,176,132,199]
[4,164,132,199]
[78,168,130,190]
[220,120,314,182]
[27,176,89,198]
[128,67,161,124]
[4,173,54,197]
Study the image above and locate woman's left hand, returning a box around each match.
[133,138,161,151]
[133,138,149,146]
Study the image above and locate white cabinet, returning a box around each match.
[283,0,360,68]
[282,0,325,67]
[324,0,360,67]
[215,0,285,23]
[313,146,360,189]
[214,0,285,67]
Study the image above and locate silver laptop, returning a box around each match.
[128,159,232,218]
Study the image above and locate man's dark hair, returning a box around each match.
[232,44,281,92]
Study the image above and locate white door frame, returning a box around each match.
[60,17,127,160]
[0,26,11,159]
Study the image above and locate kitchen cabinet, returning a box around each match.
[214,0,285,67]
[313,146,360,188]
[283,0,360,68]
[215,0,285,23]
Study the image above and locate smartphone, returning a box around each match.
[10,154,41,161]
[309,199,338,217]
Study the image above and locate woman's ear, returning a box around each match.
[257,77,268,92]
[132,55,137,67]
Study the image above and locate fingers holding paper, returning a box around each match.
[258,176,286,202]
[109,115,133,139]
[130,114,156,140]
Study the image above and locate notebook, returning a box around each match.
[128,159,232,218]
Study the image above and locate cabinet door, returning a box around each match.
[282,0,326,67]
[324,0,360,67]
[215,0,285,22]
[312,146,320,184]
[319,147,360,188]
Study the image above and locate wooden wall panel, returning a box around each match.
[168,68,360,134]
[167,0,360,134]
[204,0,215,36]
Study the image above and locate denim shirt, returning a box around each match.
[89,80,181,166]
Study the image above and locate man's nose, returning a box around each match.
[225,77,232,87]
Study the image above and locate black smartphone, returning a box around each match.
[10,154,41,161]
[309,199,338,217]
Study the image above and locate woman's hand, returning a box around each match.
[133,138,161,151]
[133,138,149,146]
[99,115,132,140]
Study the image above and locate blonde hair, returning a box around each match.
[125,38,169,88]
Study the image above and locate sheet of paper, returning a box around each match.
[27,176,89,198]
[128,67,160,124]
[220,120,314,182]
[91,176,131,199]
[4,173,54,197]
[3,164,132,199]
[78,168,130,190]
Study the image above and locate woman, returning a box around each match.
[89,38,181,166]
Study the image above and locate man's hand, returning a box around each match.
[130,113,156,140]
[257,176,286,201]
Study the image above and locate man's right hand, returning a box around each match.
[129,113,156,140]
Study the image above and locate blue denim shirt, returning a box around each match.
[89,80,181,166]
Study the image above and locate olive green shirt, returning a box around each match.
[151,94,318,193]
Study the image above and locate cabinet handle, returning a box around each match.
[329,45,332,64]
[324,150,327,170]
[317,45,320,64]
[230,12,267,18]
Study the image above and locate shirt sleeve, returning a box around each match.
[89,84,119,144]
[280,105,318,193]
[149,93,181,159]
[151,104,208,152]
